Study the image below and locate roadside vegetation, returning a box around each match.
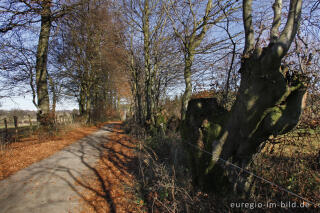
[1,0,320,212]
[123,93,320,212]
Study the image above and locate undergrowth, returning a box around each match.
[125,124,234,213]
[125,119,320,213]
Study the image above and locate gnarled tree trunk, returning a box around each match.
[182,0,307,195]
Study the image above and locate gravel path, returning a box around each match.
[0,125,111,213]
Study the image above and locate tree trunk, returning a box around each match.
[143,0,155,127]
[182,0,305,195]
[48,75,56,120]
[182,59,308,194]
[131,65,144,125]
[36,0,51,126]
[181,52,194,121]
[85,90,91,124]
[79,88,86,116]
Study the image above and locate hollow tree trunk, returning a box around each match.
[36,0,52,126]
[182,0,305,196]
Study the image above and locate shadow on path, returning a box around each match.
[0,122,139,213]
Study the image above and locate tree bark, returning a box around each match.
[173,0,214,121]
[181,51,194,121]
[79,87,86,116]
[36,0,51,126]
[85,89,91,124]
[48,74,57,119]
[143,0,152,125]
[131,65,144,125]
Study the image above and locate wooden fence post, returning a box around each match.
[28,114,33,133]
[13,116,18,141]
[4,118,8,140]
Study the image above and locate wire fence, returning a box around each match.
[184,140,320,208]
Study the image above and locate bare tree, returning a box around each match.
[0,35,37,104]
[122,0,176,132]
[56,0,128,123]
[0,0,82,125]
[164,0,239,120]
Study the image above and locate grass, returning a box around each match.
[249,127,320,210]
[67,119,320,212]
[0,123,37,129]
[128,124,320,212]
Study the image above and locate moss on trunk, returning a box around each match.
[181,67,308,194]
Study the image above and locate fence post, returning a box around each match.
[28,114,32,127]
[4,118,8,140]
[28,114,33,132]
[13,116,18,141]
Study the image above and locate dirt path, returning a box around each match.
[0,124,116,213]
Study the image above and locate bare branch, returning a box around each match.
[243,0,254,55]
[278,0,302,50]
[192,0,212,44]
[270,0,282,43]
[163,1,185,43]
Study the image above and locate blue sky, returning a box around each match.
[1,95,77,111]
[1,0,319,111]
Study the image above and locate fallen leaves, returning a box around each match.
[78,123,146,213]
[0,125,100,181]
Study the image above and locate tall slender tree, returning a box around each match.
[165,0,239,120]
[122,0,170,130]
[35,0,51,124]
[0,0,82,125]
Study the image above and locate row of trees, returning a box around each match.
[0,0,241,127]
[0,0,130,124]
[123,0,242,131]
[1,0,320,194]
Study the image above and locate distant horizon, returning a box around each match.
[0,95,78,111]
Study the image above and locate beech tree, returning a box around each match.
[35,0,52,124]
[0,0,80,125]
[164,0,239,120]
[56,0,127,123]
[182,0,308,194]
[122,0,177,131]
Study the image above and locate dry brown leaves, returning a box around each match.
[0,125,100,181]
[79,123,146,213]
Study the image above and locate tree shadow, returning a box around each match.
[0,122,141,213]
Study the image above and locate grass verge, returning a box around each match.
[130,125,320,212]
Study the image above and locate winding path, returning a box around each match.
[0,125,112,213]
